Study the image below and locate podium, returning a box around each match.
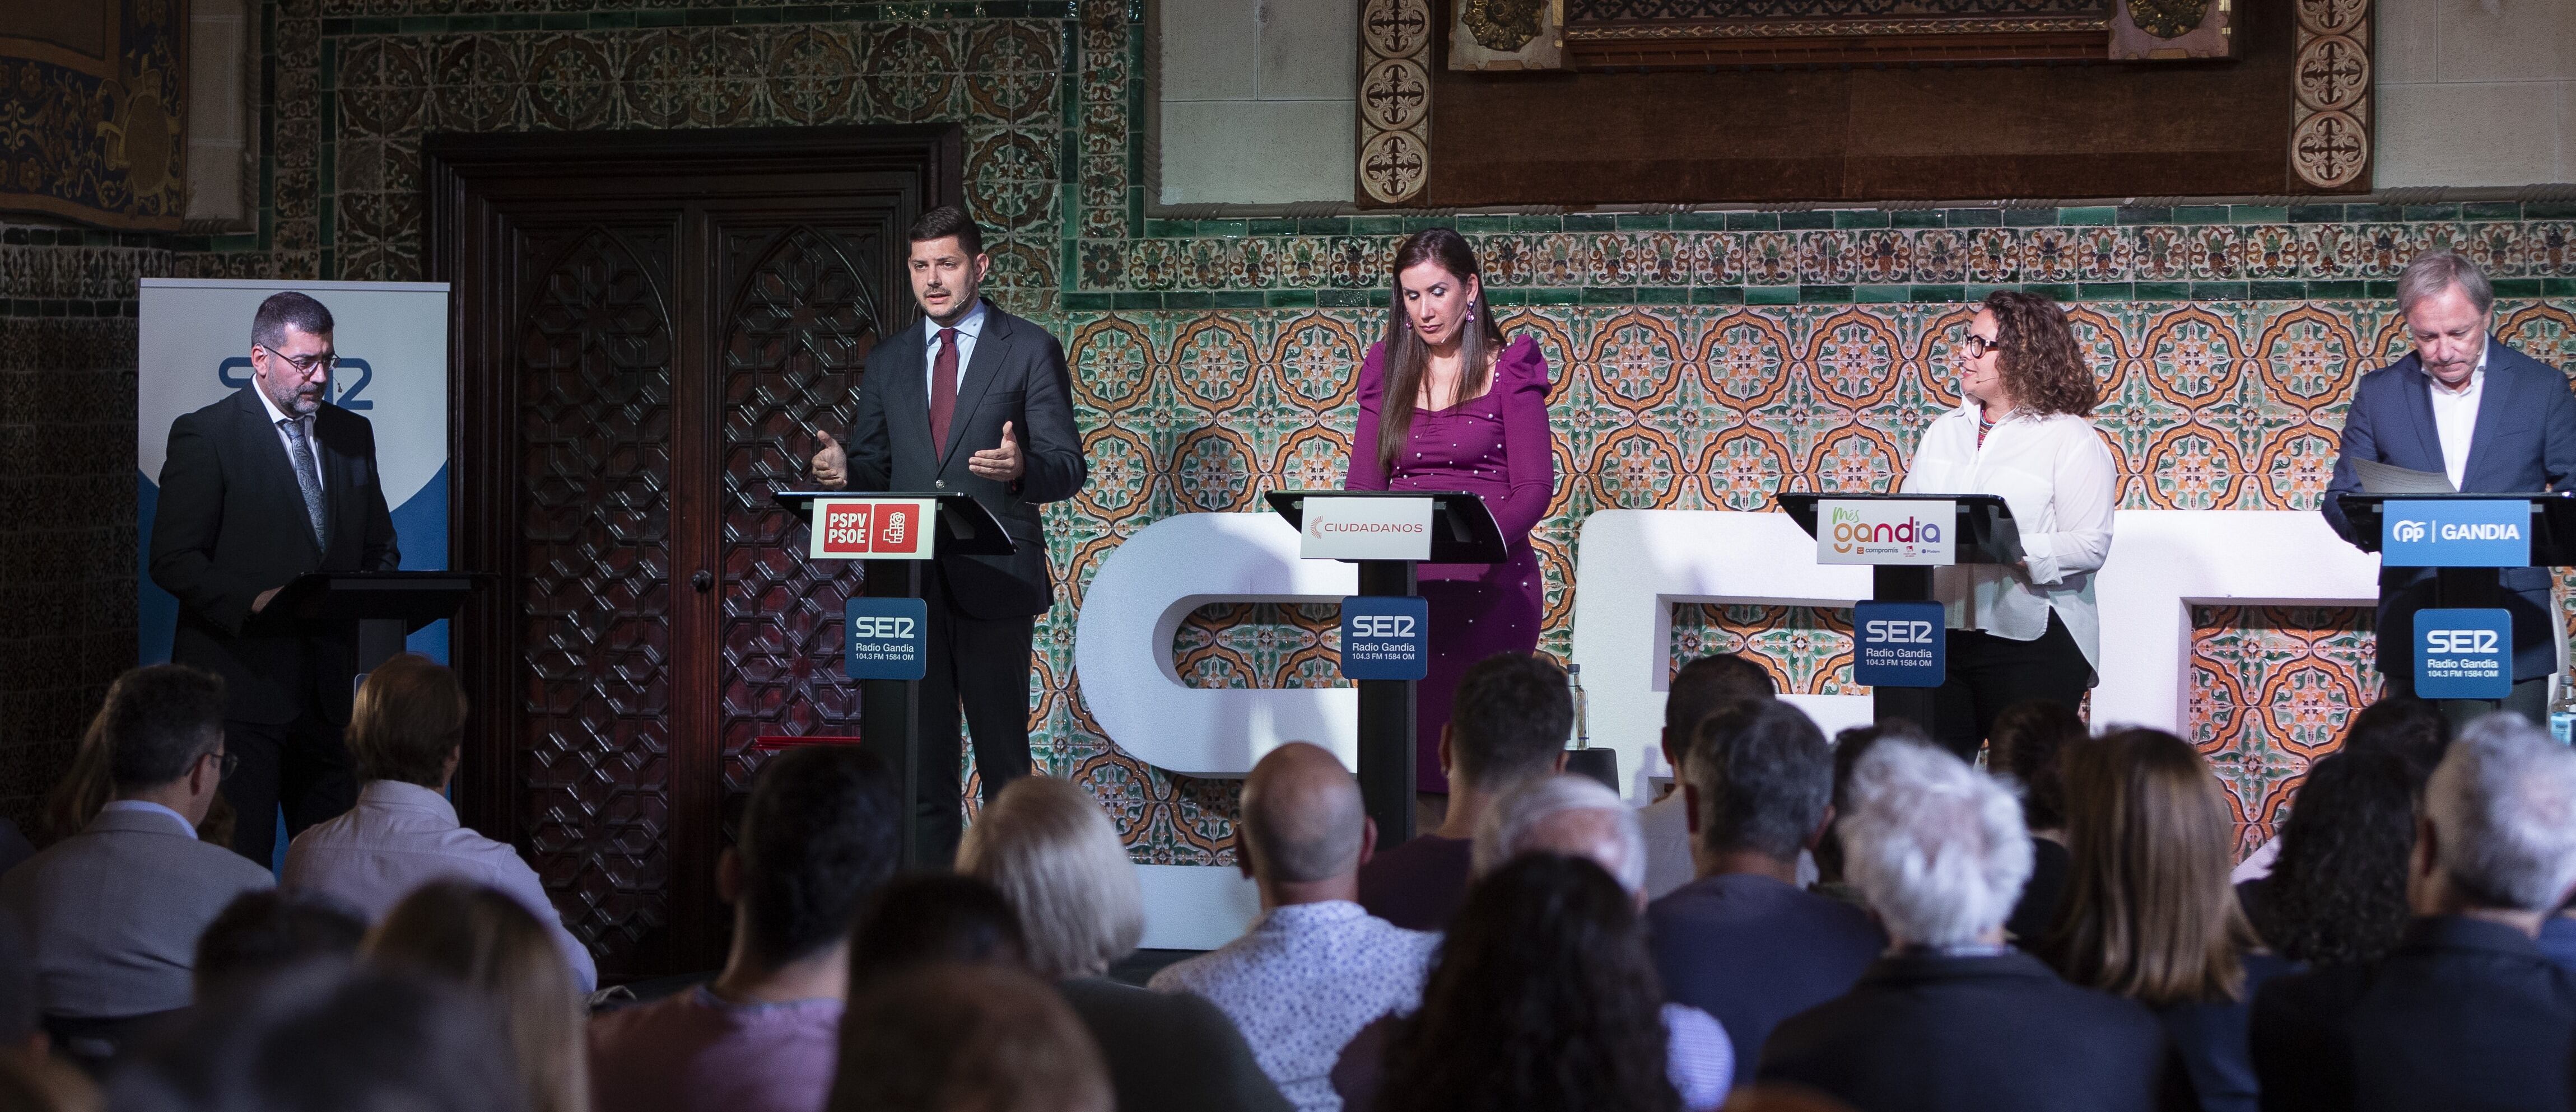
[2333,492,2576,709]
[774,490,1014,866]
[1777,492,2023,736]
[1266,490,1507,844]
[245,571,486,672]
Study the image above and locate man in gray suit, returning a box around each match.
[0,665,274,1022]
[809,205,1087,863]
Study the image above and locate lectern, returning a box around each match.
[1777,492,2023,735]
[1266,490,1507,844]
[2333,492,2576,708]
[774,490,1016,867]
[245,571,486,672]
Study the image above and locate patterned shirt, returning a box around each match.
[1149,900,1441,1112]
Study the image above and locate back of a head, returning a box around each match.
[1240,743,1367,886]
[2341,697,2453,786]
[957,776,1143,979]
[1665,655,1778,746]
[830,963,1111,1112]
[2259,750,2419,965]
[366,882,584,1112]
[1813,720,1931,884]
[108,961,523,1112]
[193,890,369,1001]
[1839,741,2032,946]
[97,665,227,793]
[1986,699,2086,832]
[346,655,468,789]
[740,746,903,966]
[850,873,1029,988]
[1685,699,1830,863]
[2046,729,2249,1007]
[1474,774,1646,894]
[1447,653,1573,792]
[1380,854,1677,1112]
[2424,714,2576,913]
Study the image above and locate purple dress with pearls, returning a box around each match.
[1347,334,1557,793]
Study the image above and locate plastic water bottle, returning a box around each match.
[2552,681,2575,745]
[1568,663,1590,749]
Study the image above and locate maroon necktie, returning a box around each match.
[928,326,959,452]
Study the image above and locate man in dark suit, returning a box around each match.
[149,292,399,865]
[809,206,1086,862]
[2323,249,2576,723]
[1757,740,2167,1112]
[2252,716,2576,1112]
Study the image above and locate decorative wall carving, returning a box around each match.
[0,1,189,230]
[2290,0,2372,190]
[1357,0,1434,205]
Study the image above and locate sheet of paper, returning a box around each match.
[2353,457,2456,495]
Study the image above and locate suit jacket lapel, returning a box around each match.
[235,388,324,560]
[2458,337,2512,491]
[939,302,1015,468]
[2400,357,2447,476]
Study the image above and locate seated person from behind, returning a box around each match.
[1356,652,1569,930]
[0,665,273,1026]
[281,654,595,992]
[1638,654,1777,900]
[192,889,369,1002]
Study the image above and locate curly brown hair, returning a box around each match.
[1983,290,2097,418]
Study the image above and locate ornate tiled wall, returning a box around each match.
[17,0,2576,863]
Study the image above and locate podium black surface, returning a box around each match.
[1777,492,2024,736]
[245,571,486,672]
[774,490,1017,867]
[1268,490,1507,845]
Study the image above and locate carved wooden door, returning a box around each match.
[432,128,959,979]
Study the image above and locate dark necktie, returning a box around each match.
[928,326,961,453]
[280,417,327,546]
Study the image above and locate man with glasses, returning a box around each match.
[0,665,274,1048]
[150,291,400,865]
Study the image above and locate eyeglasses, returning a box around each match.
[257,345,338,375]
[207,750,239,779]
[1960,332,2003,358]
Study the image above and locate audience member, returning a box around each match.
[590,745,900,1112]
[961,776,1288,1112]
[367,881,589,1112]
[106,961,524,1112]
[2042,728,2285,1112]
[39,703,231,851]
[1758,740,2165,1112]
[0,666,271,1045]
[1639,654,1778,899]
[850,873,1027,984]
[1357,653,1570,929]
[190,889,367,1001]
[1150,743,1440,1112]
[2252,714,2576,1111]
[2233,697,2447,886]
[1364,854,1690,1112]
[1987,698,2086,942]
[1649,699,1883,1073]
[282,655,597,991]
[830,963,1113,1112]
[1809,720,1928,900]
[2239,750,2420,967]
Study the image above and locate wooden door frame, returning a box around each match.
[425,125,962,974]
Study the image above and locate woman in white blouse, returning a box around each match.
[1899,291,2117,762]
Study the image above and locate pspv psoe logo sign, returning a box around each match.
[1851,601,1946,688]
[844,597,929,681]
[809,498,936,560]
[2415,607,2513,700]
[1299,496,1433,561]
[1339,595,1429,681]
[1818,499,1955,566]
[2382,499,2530,568]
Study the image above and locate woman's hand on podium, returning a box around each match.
[810,431,849,489]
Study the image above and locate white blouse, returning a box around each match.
[1898,403,2118,670]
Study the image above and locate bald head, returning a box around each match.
[1240,743,1366,884]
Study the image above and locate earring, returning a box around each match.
[1465,302,1476,323]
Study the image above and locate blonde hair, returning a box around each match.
[957,777,1144,979]
[366,882,587,1112]
[347,654,468,788]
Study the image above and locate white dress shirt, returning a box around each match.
[251,384,323,495]
[1148,900,1440,1112]
[98,798,198,838]
[2426,345,2490,490]
[1640,790,1697,901]
[282,779,597,992]
[1900,403,2118,669]
[923,300,987,396]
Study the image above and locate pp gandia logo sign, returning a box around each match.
[2391,519,2428,543]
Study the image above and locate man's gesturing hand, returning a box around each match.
[968,420,1024,483]
[810,431,849,489]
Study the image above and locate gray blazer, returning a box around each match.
[0,809,274,1018]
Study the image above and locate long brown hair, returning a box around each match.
[2042,728,2256,1007]
[367,882,589,1112]
[1982,290,2097,418]
[1377,228,1506,469]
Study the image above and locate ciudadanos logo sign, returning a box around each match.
[2382,499,2531,568]
[1299,496,1433,561]
[1818,499,1955,566]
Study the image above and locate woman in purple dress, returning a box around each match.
[1347,228,1557,818]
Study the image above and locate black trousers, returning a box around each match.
[1928,611,2095,763]
[909,565,1036,866]
[221,712,358,866]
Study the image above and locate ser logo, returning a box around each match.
[850,615,918,639]
[2391,519,2428,543]
[1863,619,1937,644]
[2426,628,2501,654]
[1349,614,1418,638]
